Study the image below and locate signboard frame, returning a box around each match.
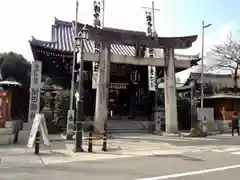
[26,113,51,150]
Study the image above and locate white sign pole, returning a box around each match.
[28,61,42,123]
[26,61,45,153]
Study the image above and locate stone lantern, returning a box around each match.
[41,78,59,134]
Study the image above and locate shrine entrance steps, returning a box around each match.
[106,118,150,133]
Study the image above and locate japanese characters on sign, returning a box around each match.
[148,66,156,91]
[67,110,75,134]
[28,61,42,122]
[30,61,42,88]
[30,88,40,111]
[145,11,156,91]
[109,83,128,89]
[92,62,99,89]
[28,88,41,122]
[93,1,101,53]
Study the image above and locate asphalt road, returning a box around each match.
[1,147,240,180]
[170,134,240,146]
[112,133,240,147]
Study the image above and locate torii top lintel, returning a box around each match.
[76,22,197,49]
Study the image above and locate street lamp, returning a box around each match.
[73,25,89,153]
[200,21,212,108]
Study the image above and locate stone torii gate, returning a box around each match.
[76,24,198,133]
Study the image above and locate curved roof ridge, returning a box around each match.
[72,20,146,35]
[103,27,146,36]
[30,17,200,58]
[54,17,72,27]
[30,36,57,44]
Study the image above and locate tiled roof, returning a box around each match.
[30,18,200,61]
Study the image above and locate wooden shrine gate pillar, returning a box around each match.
[164,48,178,133]
[94,43,111,133]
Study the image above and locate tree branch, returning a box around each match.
[211,34,240,72]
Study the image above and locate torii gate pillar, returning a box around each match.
[94,43,110,134]
[164,48,178,133]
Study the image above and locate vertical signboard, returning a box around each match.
[92,62,99,89]
[145,11,156,92]
[148,66,156,91]
[67,109,75,135]
[155,111,161,132]
[28,61,42,123]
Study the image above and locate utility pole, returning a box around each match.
[67,0,79,140]
[200,21,211,108]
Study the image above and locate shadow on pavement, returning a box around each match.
[38,151,70,157]
[152,154,205,162]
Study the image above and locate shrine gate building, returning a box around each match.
[29,18,199,133]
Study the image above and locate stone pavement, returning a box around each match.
[0,131,186,166]
[3,131,238,167]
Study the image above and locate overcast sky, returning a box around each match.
[0,0,238,81]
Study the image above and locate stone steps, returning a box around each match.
[0,121,22,145]
[106,120,149,133]
[0,134,15,145]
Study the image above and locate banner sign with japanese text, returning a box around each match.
[148,66,156,91]
[92,62,99,89]
[28,61,42,123]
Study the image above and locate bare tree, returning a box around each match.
[210,35,240,93]
[208,35,240,111]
